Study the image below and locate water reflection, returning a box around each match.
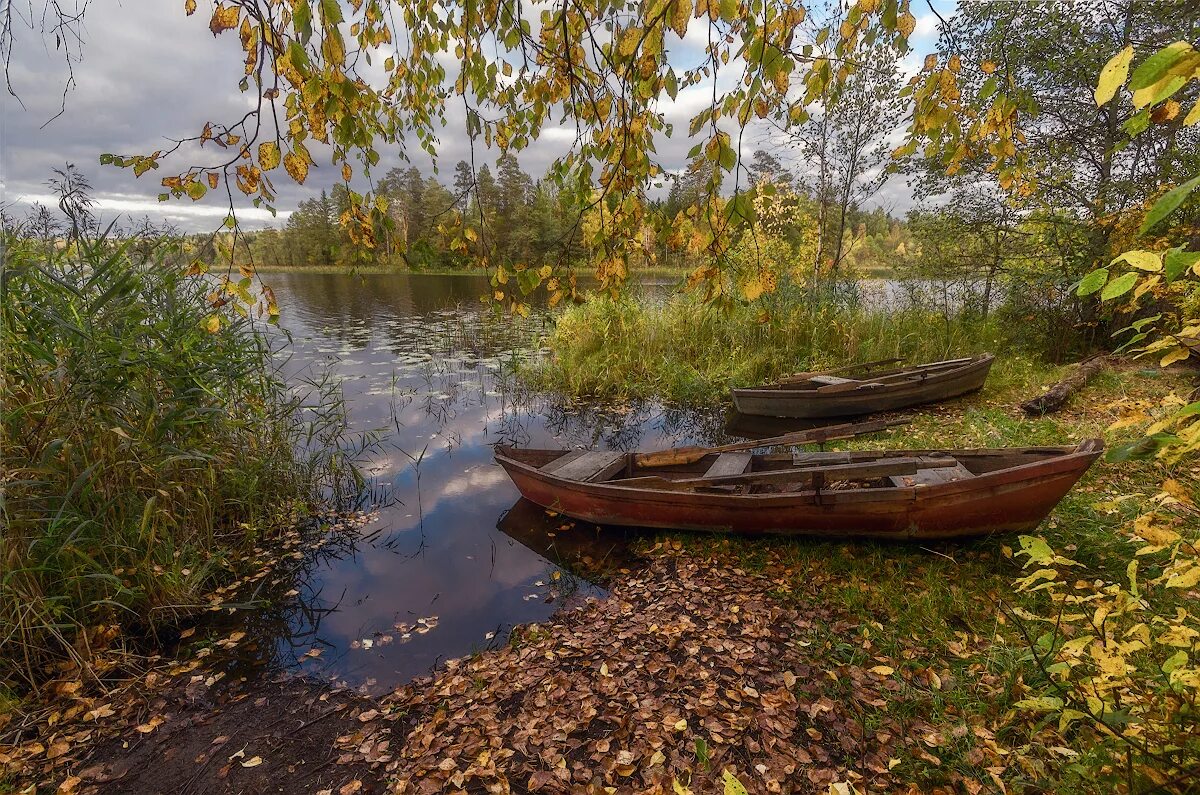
[496,499,640,580]
[249,272,731,693]
[723,410,854,439]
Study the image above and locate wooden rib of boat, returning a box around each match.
[731,354,996,419]
[493,439,1102,540]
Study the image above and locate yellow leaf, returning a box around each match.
[204,315,221,333]
[135,715,164,734]
[284,152,309,184]
[207,172,219,189]
[1166,564,1200,589]
[743,278,764,302]
[209,3,240,35]
[673,718,688,731]
[1113,250,1161,271]
[1185,98,1200,126]
[1161,346,1191,367]
[342,162,353,182]
[184,0,196,16]
[671,0,691,37]
[1134,513,1180,546]
[241,756,263,768]
[1162,479,1194,506]
[981,60,997,74]
[869,665,894,676]
[1095,45,1133,106]
[618,29,639,57]
[258,141,281,171]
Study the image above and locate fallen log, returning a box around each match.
[1020,355,1108,416]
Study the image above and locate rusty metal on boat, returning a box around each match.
[731,354,995,419]
[493,439,1102,540]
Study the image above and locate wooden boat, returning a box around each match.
[493,439,1102,540]
[731,354,995,419]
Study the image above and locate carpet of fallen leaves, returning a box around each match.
[336,552,922,794]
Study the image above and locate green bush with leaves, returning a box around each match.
[1006,39,1200,791]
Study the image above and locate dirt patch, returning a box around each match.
[47,675,389,795]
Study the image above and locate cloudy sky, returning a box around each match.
[1,0,952,231]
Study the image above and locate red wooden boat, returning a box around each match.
[494,439,1102,540]
[731,354,995,419]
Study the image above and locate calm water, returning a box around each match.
[247,272,738,693]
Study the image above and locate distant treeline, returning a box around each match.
[231,152,912,275]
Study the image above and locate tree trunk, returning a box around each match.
[1020,356,1109,415]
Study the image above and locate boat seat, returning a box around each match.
[541,450,626,482]
[809,375,858,386]
[703,452,753,478]
[890,462,974,488]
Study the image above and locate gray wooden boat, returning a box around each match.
[731,354,995,419]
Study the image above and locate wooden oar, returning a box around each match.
[632,417,909,468]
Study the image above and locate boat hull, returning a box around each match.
[731,355,994,418]
[495,442,1102,541]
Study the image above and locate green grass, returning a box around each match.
[1,228,353,693]
[522,291,1013,404]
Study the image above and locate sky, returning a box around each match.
[1,0,953,232]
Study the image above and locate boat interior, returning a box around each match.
[498,441,1092,495]
[754,356,988,393]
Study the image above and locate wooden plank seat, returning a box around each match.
[809,375,858,386]
[703,452,753,479]
[542,450,627,482]
[889,461,974,488]
[810,375,886,393]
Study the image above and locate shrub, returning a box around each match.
[0,214,342,691]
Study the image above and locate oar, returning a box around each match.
[632,418,910,468]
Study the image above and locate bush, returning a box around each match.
[0,218,340,691]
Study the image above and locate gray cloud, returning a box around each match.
[2,0,948,231]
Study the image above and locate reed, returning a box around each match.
[525,292,1013,404]
[0,224,349,692]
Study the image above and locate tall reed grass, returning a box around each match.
[525,291,1010,403]
[0,217,348,691]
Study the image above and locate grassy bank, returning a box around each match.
[521,290,1198,788]
[640,363,1195,791]
[524,292,1013,403]
[0,230,347,692]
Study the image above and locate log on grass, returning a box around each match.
[1020,356,1108,416]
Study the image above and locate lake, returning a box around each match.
[242,271,741,693]
[222,270,959,691]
